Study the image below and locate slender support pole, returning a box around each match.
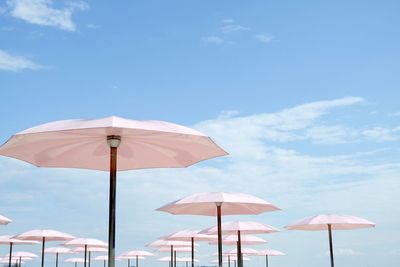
[41,237,46,267]
[236,241,239,267]
[56,252,59,267]
[170,245,173,267]
[186,262,188,267]
[228,255,230,267]
[328,224,334,267]
[8,242,13,267]
[237,231,242,267]
[84,245,87,267]
[191,237,194,267]
[104,260,106,267]
[89,251,91,267]
[128,259,130,267]
[136,255,138,267]
[265,255,268,267]
[19,257,22,267]
[107,135,121,267]
[74,262,77,267]
[217,203,223,267]
[234,260,236,267]
[174,251,177,267]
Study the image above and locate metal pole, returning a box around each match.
[170,245,173,267]
[228,255,230,267]
[234,260,236,267]
[41,237,46,267]
[328,224,334,267]
[237,231,242,267]
[128,259,130,267]
[174,251,177,267]
[104,260,106,267]
[136,255,138,267]
[56,253,59,267]
[265,255,268,267]
[217,203,223,267]
[74,262,77,267]
[108,135,120,267]
[191,237,194,267]
[89,251,91,267]
[8,242,13,267]
[84,245,87,267]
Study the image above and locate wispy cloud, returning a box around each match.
[256,33,275,44]
[221,24,249,33]
[6,0,88,31]
[202,35,224,45]
[0,49,42,71]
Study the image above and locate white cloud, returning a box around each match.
[0,49,42,71]
[221,24,249,33]
[362,127,400,142]
[202,35,224,45]
[329,248,362,256]
[6,0,88,31]
[221,19,234,24]
[256,33,275,44]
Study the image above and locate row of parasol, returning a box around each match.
[0,116,375,267]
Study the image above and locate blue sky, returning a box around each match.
[0,1,399,267]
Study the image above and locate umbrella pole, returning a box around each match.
[136,255,138,267]
[8,242,13,267]
[217,204,223,267]
[170,245,173,267]
[89,251,91,267]
[328,224,334,267]
[75,262,77,267]
[56,252,59,267]
[237,231,242,267]
[128,259,130,267]
[107,135,120,267]
[174,251,177,267]
[228,255,230,267]
[84,245,88,267]
[104,260,106,267]
[42,237,46,267]
[234,260,236,267]
[265,255,268,267]
[191,237,194,267]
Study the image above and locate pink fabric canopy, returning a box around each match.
[0,116,227,171]
[285,214,376,231]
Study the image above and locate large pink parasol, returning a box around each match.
[0,235,39,267]
[119,250,154,267]
[202,221,279,267]
[257,249,285,267]
[64,238,107,267]
[44,247,75,267]
[0,116,227,267]
[164,229,216,267]
[285,214,375,267]
[157,192,279,267]
[15,229,74,267]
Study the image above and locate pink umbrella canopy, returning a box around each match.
[257,249,285,256]
[0,116,227,170]
[147,240,194,248]
[0,236,39,267]
[164,230,216,267]
[64,238,108,267]
[202,221,280,235]
[94,256,108,261]
[223,248,260,255]
[202,221,278,267]
[74,247,108,253]
[44,247,75,267]
[15,230,74,267]
[258,249,285,267]
[157,247,197,252]
[7,252,38,258]
[157,192,279,267]
[0,215,12,225]
[209,235,267,245]
[285,214,376,231]
[286,214,375,267]
[120,250,154,257]
[0,116,227,267]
